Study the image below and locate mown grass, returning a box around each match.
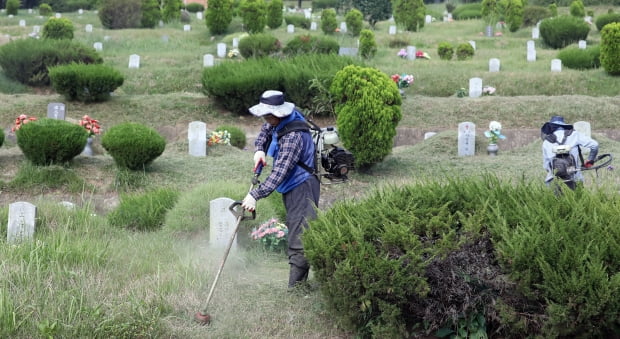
[0,5,619,338]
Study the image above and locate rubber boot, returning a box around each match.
[288,265,309,289]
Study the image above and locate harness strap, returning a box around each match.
[276,120,316,175]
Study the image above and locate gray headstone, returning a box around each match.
[28,8,32,13]
[7,202,37,243]
[188,121,207,156]
[85,24,92,32]
[203,54,214,67]
[47,102,66,119]
[287,24,294,33]
[338,47,358,56]
[129,54,140,68]
[469,77,482,98]
[388,25,396,35]
[93,42,103,51]
[310,22,317,31]
[217,43,226,58]
[532,27,539,39]
[489,58,500,72]
[162,35,169,43]
[19,20,26,27]
[183,24,191,32]
[406,46,416,60]
[104,35,110,41]
[526,40,536,62]
[551,59,562,72]
[574,121,591,138]
[458,122,476,157]
[209,197,238,250]
[159,20,164,27]
[578,40,586,49]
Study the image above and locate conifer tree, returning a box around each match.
[240,0,267,34]
[393,0,426,32]
[206,0,233,35]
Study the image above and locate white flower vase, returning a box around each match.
[82,137,94,156]
[399,88,405,97]
[487,143,499,156]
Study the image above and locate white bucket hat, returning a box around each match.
[249,90,295,118]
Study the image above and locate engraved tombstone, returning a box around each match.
[469,77,483,98]
[47,102,66,120]
[203,54,214,67]
[93,42,103,51]
[7,202,37,243]
[217,43,226,58]
[578,40,586,49]
[388,25,396,35]
[287,24,294,33]
[55,13,61,18]
[183,24,191,31]
[551,59,562,72]
[78,9,84,15]
[489,58,500,72]
[209,198,238,250]
[310,22,317,31]
[527,40,536,62]
[85,24,92,32]
[232,37,239,48]
[162,35,169,43]
[425,15,432,24]
[532,27,539,39]
[574,121,591,138]
[406,46,416,60]
[19,19,26,27]
[33,25,40,33]
[304,9,311,19]
[458,122,476,157]
[196,11,203,20]
[188,121,207,157]
[339,22,347,33]
[128,54,140,68]
[424,132,437,140]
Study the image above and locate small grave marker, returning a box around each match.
[55,13,61,18]
[217,43,226,58]
[574,121,591,138]
[47,103,66,119]
[196,12,203,20]
[489,58,500,72]
[33,25,40,33]
[527,40,536,62]
[578,40,586,49]
[162,35,169,43]
[203,54,214,67]
[209,197,238,250]
[310,22,317,31]
[287,24,294,33]
[406,46,416,60]
[425,15,432,24]
[469,77,482,98]
[532,27,539,39]
[7,202,37,243]
[183,24,191,31]
[388,25,396,35]
[424,132,437,140]
[338,47,358,56]
[551,59,562,72]
[188,121,207,157]
[468,40,476,50]
[93,42,103,51]
[304,9,311,19]
[458,122,476,157]
[339,22,347,33]
[19,20,26,27]
[78,9,84,15]
[128,54,140,69]
[232,38,239,48]
[85,24,92,32]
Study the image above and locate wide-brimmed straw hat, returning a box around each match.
[249,90,295,118]
[541,115,573,135]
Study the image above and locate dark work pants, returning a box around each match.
[283,175,320,270]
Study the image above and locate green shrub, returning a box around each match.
[569,0,585,17]
[452,3,482,20]
[240,0,267,34]
[330,65,401,169]
[505,0,524,32]
[595,13,620,32]
[0,39,102,86]
[98,0,141,29]
[358,29,377,59]
[522,5,551,26]
[600,22,620,75]
[437,41,454,60]
[6,0,20,16]
[215,125,246,149]
[180,9,191,23]
[548,3,557,16]
[42,17,74,40]
[108,188,179,231]
[387,35,410,48]
[16,118,88,166]
[202,54,359,115]
[539,15,590,49]
[456,42,475,60]
[283,14,311,29]
[320,8,338,34]
[185,2,205,12]
[266,0,283,29]
[237,33,281,58]
[556,45,600,70]
[162,0,182,23]
[101,123,166,170]
[312,0,338,10]
[49,63,124,103]
[283,34,339,56]
[344,8,364,36]
[38,3,53,16]
[393,0,426,32]
[0,128,4,148]
[141,0,161,28]
[205,0,234,35]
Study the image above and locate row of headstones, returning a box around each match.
[7,198,240,251]
[455,120,592,156]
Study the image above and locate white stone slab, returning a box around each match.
[183,24,191,31]
[55,13,61,18]
[203,54,214,67]
[128,54,140,68]
[209,197,238,250]
[532,27,539,39]
[339,22,347,33]
[310,22,317,31]
[573,121,591,138]
[217,43,226,58]
[578,40,586,49]
[287,24,294,33]
[489,58,500,72]
[425,15,432,24]
[188,121,207,157]
[196,12,203,20]
[468,40,476,50]
[551,59,562,72]
[424,132,436,140]
[7,202,37,243]
[85,24,92,32]
[469,77,482,98]
[388,25,396,35]
[406,46,416,60]
[232,38,239,48]
[458,122,476,157]
[93,42,103,51]
[19,20,26,27]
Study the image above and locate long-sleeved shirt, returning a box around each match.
[542,128,598,183]
[250,122,305,200]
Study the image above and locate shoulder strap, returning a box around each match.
[276,120,315,175]
[545,129,573,145]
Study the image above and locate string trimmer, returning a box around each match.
[194,165,261,325]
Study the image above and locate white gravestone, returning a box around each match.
[574,121,591,138]
[104,35,110,41]
[304,9,311,19]
[388,25,396,35]
[162,35,169,43]
[217,43,226,58]
[338,47,358,56]
[551,59,562,72]
[28,9,32,14]
[489,58,500,72]
[209,197,238,250]
[425,15,432,24]
[447,13,452,20]
[469,77,482,98]
[93,42,103,51]
[128,54,140,68]
[527,40,536,62]
[196,12,203,20]
[310,22,317,31]
[532,27,539,39]
[188,121,207,156]
[33,25,40,33]
[339,22,347,33]
[7,202,37,243]
[458,122,476,157]
[406,46,416,60]
[47,103,66,119]
[232,37,239,48]
[424,132,437,140]
[203,54,214,67]
[468,40,476,50]
[55,13,61,18]
[287,24,294,33]
[78,9,84,15]
[19,20,26,27]
[578,40,586,49]
[85,24,92,32]
[184,24,191,31]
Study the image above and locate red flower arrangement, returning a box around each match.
[11,114,37,132]
[79,115,101,136]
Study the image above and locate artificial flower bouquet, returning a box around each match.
[391,73,414,89]
[484,120,506,144]
[251,218,288,252]
[415,50,431,59]
[207,130,231,146]
[482,86,496,96]
[11,114,37,132]
[79,115,101,137]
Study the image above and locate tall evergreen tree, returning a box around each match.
[266,0,283,29]
[352,0,391,28]
[240,0,267,34]
[393,0,426,32]
[205,0,233,35]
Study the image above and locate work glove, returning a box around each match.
[253,151,266,172]
[584,160,594,169]
[241,194,256,212]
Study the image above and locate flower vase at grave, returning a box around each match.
[82,137,94,156]
[487,143,499,156]
[399,89,405,97]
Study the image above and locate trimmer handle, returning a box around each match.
[252,162,263,185]
[229,201,256,220]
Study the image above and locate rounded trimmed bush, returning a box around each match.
[6,0,20,16]
[595,13,620,32]
[345,8,364,37]
[49,63,124,103]
[320,8,338,34]
[98,0,141,29]
[42,18,75,40]
[283,34,339,56]
[539,15,590,49]
[238,33,281,58]
[600,22,620,75]
[359,29,377,59]
[16,118,88,166]
[141,0,161,28]
[456,42,475,60]
[101,123,166,170]
[522,5,551,27]
[557,46,600,70]
[215,125,246,149]
[437,41,454,60]
[185,3,205,12]
[108,188,179,231]
[39,3,53,16]
[266,0,283,29]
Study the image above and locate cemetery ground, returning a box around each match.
[1,5,620,338]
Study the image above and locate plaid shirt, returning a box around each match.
[251,122,304,200]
